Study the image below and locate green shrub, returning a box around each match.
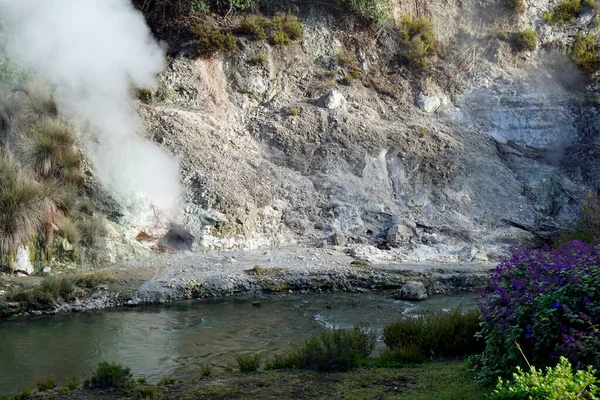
[249,54,267,66]
[237,14,271,40]
[56,216,81,246]
[543,0,581,24]
[289,107,299,116]
[236,353,261,372]
[488,357,600,399]
[375,344,425,367]
[73,270,115,289]
[65,374,79,390]
[224,363,233,372]
[193,20,237,56]
[199,363,213,377]
[397,15,440,69]
[514,28,538,51]
[267,325,376,372]
[271,13,303,41]
[90,361,133,389]
[216,0,258,11]
[13,389,32,400]
[337,0,392,25]
[156,376,176,386]
[82,377,91,389]
[136,385,162,399]
[272,31,290,45]
[37,376,56,391]
[383,308,483,358]
[39,275,74,298]
[571,34,600,74]
[187,0,210,14]
[507,0,526,12]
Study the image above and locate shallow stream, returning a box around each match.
[0,292,477,394]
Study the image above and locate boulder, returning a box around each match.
[319,90,346,109]
[417,95,441,113]
[398,281,428,300]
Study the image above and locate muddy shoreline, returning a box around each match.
[0,248,493,319]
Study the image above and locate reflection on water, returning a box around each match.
[0,292,477,394]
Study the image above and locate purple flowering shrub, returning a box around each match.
[476,240,600,383]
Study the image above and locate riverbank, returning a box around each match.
[0,247,493,319]
[8,359,490,400]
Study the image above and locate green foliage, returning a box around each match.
[77,214,107,249]
[375,344,425,367]
[514,28,538,51]
[90,361,133,389]
[543,0,581,24]
[39,275,74,298]
[489,357,600,399]
[337,49,362,79]
[383,308,483,358]
[12,389,32,400]
[237,12,302,45]
[37,376,57,391]
[74,270,115,289]
[200,363,213,377]
[337,0,392,25]
[216,0,258,11]
[571,34,600,74]
[65,374,79,390]
[507,0,526,12]
[193,20,237,56]
[82,377,91,389]
[56,216,81,246]
[224,363,233,372]
[397,15,440,69]
[249,54,267,66]
[558,193,600,243]
[156,376,176,386]
[136,385,162,399]
[236,353,262,372]
[289,107,299,116]
[266,325,376,372]
[187,0,210,14]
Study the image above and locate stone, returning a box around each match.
[42,267,52,274]
[417,95,441,113]
[387,223,412,247]
[399,281,428,300]
[330,232,347,246]
[319,90,345,109]
[14,246,34,275]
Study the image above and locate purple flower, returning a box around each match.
[552,302,561,309]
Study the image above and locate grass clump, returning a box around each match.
[488,357,599,399]
[193,20,237,56]
[266,325,376,372]
[135,385,162,399]
[337,0,392,25]
[383,308,483,359]
[73,269,115,289]
[13,389,32,400]
[543,0,581,24]
[570,34,600,74]
[156,376,176,386]
[397,15,440,69]
[65,374,79,390]
[7,275,74,308]
[375,344,425,367]
[90,361,133,389]
[249,54,267,67]
[514,28,538,51]
[507,0,526,12]
[236,353,262,372]
[39,275,74,298]
[36,376,56,391]
[199,363,213,377]
[236,13,302,45]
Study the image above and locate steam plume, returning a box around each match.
[0,0,182,214]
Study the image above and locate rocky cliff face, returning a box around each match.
[136,0,599,263]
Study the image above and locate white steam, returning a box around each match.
[0,0,182,214]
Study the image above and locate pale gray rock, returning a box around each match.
[319,90,345,109]
[417,95,441,113]
[14,246,34,275]
[399,281,428,300]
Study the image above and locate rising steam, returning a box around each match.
[0,0,182,215]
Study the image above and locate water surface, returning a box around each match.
[0,292,476,394]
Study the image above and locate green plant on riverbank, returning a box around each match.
[36,376,56,392]
[383,307,483,360]
[266,325,376,372]
[236,353,261,372]
[90,361,133,389]
[7,275,75,308]
[489,357,600,399]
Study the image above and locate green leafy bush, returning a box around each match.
[571,34,600,74]
[37,376,56,391]
[337,0,392,25]
[135,385,162,399]
[543,0,581,24]
[13,389,32,400]
[514,28,537,51]
[199,363,213,377]
[489,357,600,399]
[397,15,440,69]
[383,308,483,358]
[236,353,261,372]
[266,325,376,372]
[193,20,237,56]
[156,376,176,386]
[39,275,74,298]
[65,374,79,390]
[90,361,133,389]
[216,0,258,11]
[237,14,271,40]
[375,344,425,367]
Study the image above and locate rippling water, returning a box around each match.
[0,292,477,394]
